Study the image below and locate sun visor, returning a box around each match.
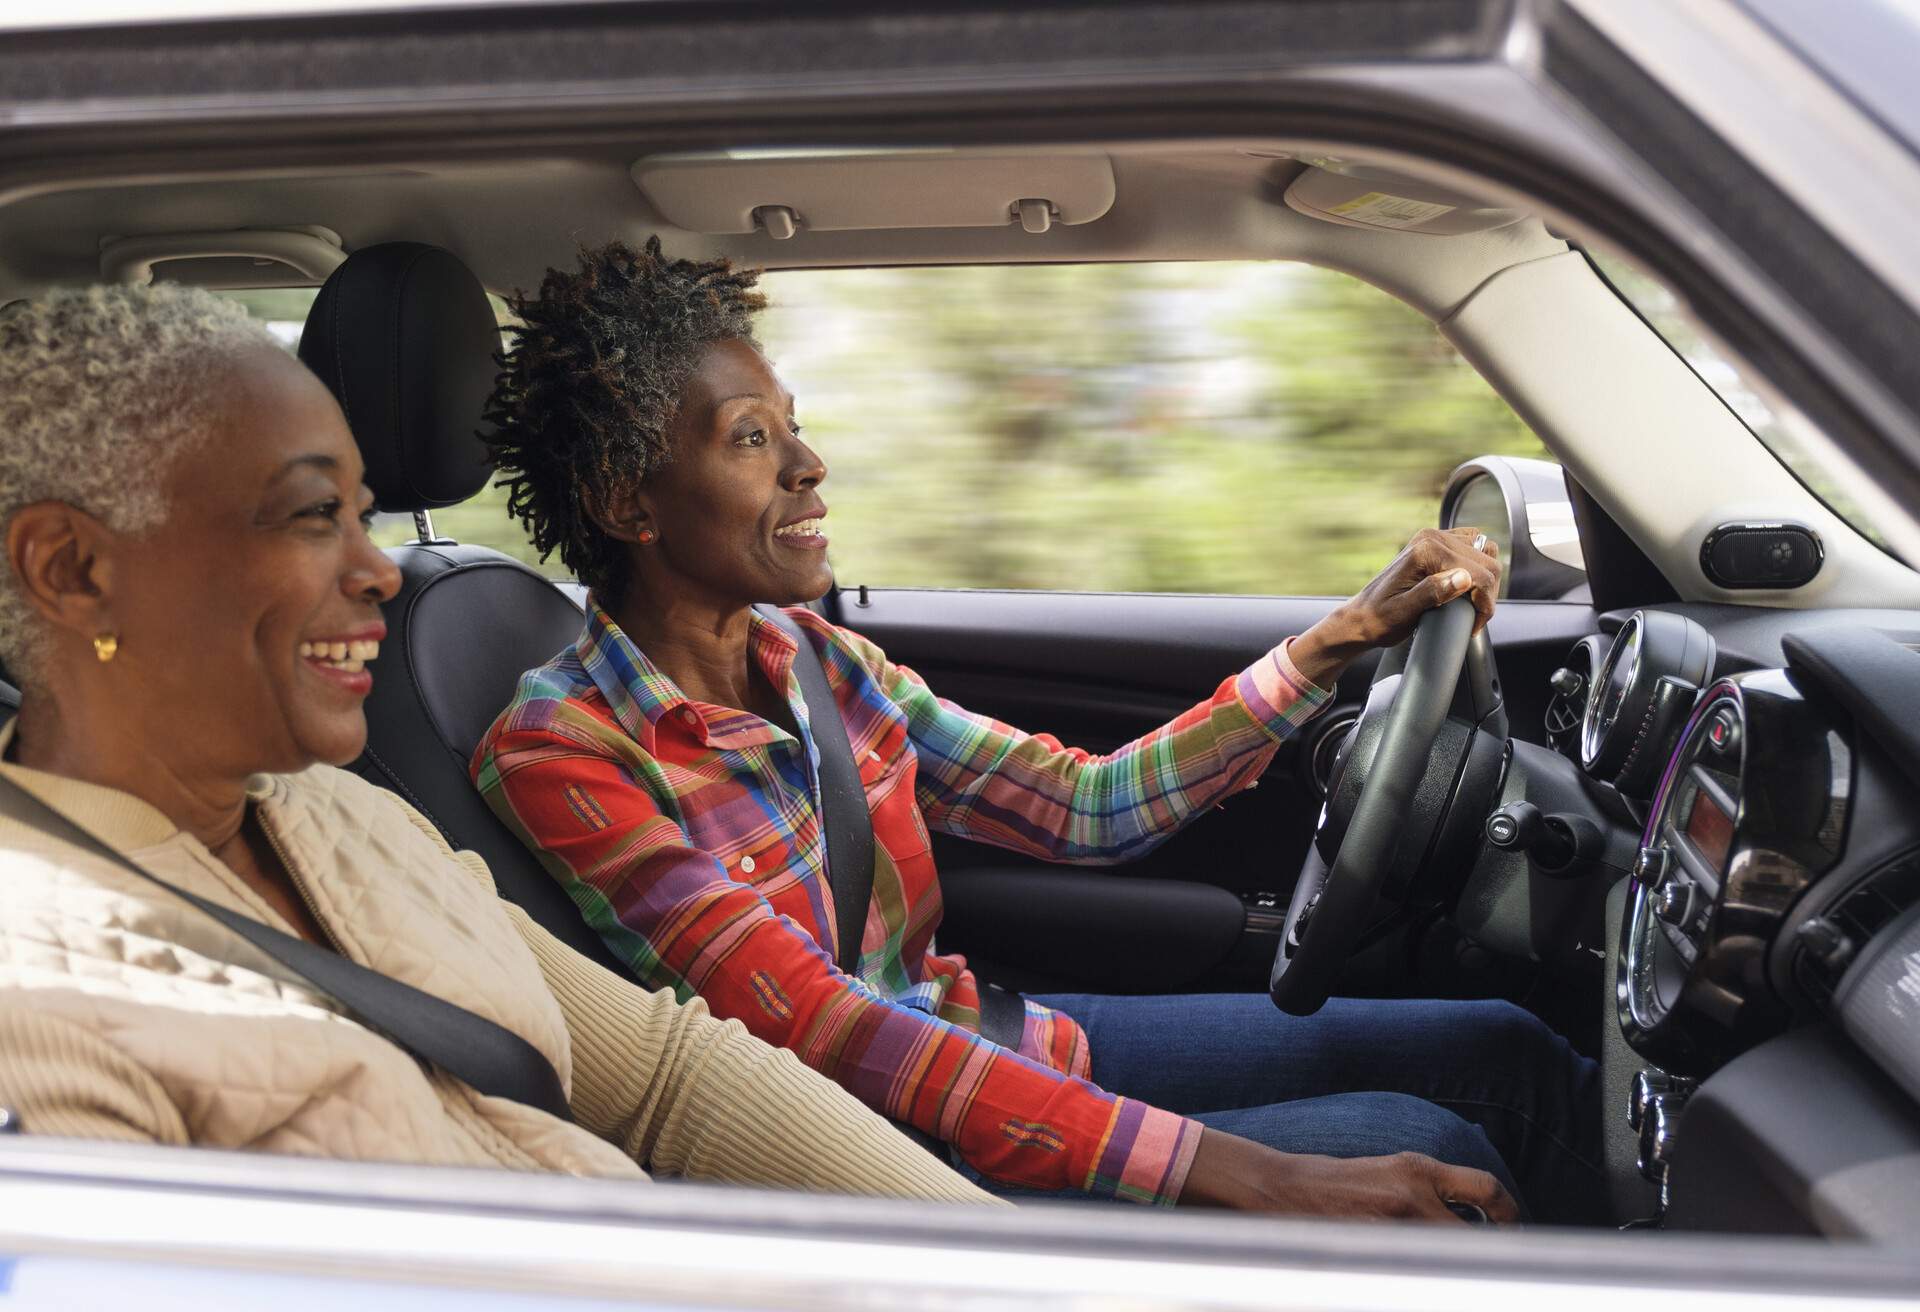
[1283,161,1526,235]
[631,149,1116,239]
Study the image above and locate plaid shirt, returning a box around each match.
[473,600,1329,1203]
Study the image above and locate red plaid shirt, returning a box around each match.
[473,601,1329,1201]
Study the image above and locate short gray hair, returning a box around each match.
[0,284,273,683]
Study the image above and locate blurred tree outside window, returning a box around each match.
[221,262,1549,596]
[756,262,1546,596]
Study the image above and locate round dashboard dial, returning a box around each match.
[1581,614,1642,771]
[1572,610,1716,793]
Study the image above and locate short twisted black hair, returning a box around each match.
[484,237,766,598]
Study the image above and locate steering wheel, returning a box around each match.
[1270,597,1501,1016]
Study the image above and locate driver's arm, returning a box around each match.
[833,621,1331,865]
[854,526,1501,865]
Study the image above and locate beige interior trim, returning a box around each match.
[1442,251,1920,609]
[97,226,346,285]
[631,149,1117,237]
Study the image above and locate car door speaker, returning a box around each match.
[1700,522,1823,589]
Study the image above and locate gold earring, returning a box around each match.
[93,633,118,663]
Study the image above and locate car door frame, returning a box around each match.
[9,0,1920,1266]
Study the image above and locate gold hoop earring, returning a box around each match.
[93,633,119,663]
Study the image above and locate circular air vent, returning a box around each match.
[1546,635,1607,760]
[1790,849,1920,1006]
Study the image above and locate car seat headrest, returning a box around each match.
[298,242,497,511]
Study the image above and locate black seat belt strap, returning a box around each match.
[755,606,1027,1053]
[976,980,1027,1051]
[757,605,874,973]
[0,775,573,1123]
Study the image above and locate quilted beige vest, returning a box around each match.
[0,724,641,1177]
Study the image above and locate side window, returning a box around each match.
[218,286,547,571]
[220,264,1548,595]
[756,263,1547,596]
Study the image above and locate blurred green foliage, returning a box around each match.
[231,264,1550,596]
[752,262,1547,596]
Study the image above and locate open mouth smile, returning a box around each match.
[773,514,829,549]
[300,631,384,694]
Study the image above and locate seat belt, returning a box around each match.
[0,774,573,1124]
[757,605,873,974]
[755,606,1026,1051]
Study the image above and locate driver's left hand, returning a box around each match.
[1289,527,1502,689]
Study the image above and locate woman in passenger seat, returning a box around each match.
[0,283,990,1204]
[471,239,1600,1224]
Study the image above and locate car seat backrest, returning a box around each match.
[299,242,625,976]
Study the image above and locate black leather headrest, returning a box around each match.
[299,242,496,511]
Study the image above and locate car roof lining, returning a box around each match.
[0,141,1568,322]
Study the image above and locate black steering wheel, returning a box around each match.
[1270,597,1503,1016]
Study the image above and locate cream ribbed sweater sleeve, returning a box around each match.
[384,793,993,1203]
[0,1000,189,1145]
[496,895,997,1204]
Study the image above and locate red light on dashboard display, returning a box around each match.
[1686,788,1734,871]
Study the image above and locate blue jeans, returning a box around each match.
[957,994,1603,1225]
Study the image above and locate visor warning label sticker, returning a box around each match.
[1326,192,1456,229]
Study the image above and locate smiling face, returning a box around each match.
[102,343,402,775]
[617,337,832,610]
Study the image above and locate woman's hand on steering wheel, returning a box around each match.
[1290,527,1504,689]
[1181,1127,1520,1224]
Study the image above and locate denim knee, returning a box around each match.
[1338,1091,1511,1180]
[1450,999,1571,1079]
[1230,1089,1506,1175]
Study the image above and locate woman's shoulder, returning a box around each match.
[266,765,463,859]
[773,605,892,682]
[268,763,499,897]
[261,762,387,818]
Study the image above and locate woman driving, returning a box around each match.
[0,283,989,1203]
[473,239,1600,1223]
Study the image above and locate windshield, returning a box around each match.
[1738,0,1920,164]
[1588,251,1901,557]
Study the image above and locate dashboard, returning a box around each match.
[1615,671,1847,1073]
[1528,606,1920,1232]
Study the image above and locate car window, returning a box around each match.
[1585,253,1900,557]
[221,266,1547,593]
[756,262,1546,597]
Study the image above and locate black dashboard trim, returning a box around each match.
[1783,625,1920,793]
[1669,1024,1920,1240]
[1602,605,1920,674]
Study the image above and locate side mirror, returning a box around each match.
[1439,456,1588,601]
